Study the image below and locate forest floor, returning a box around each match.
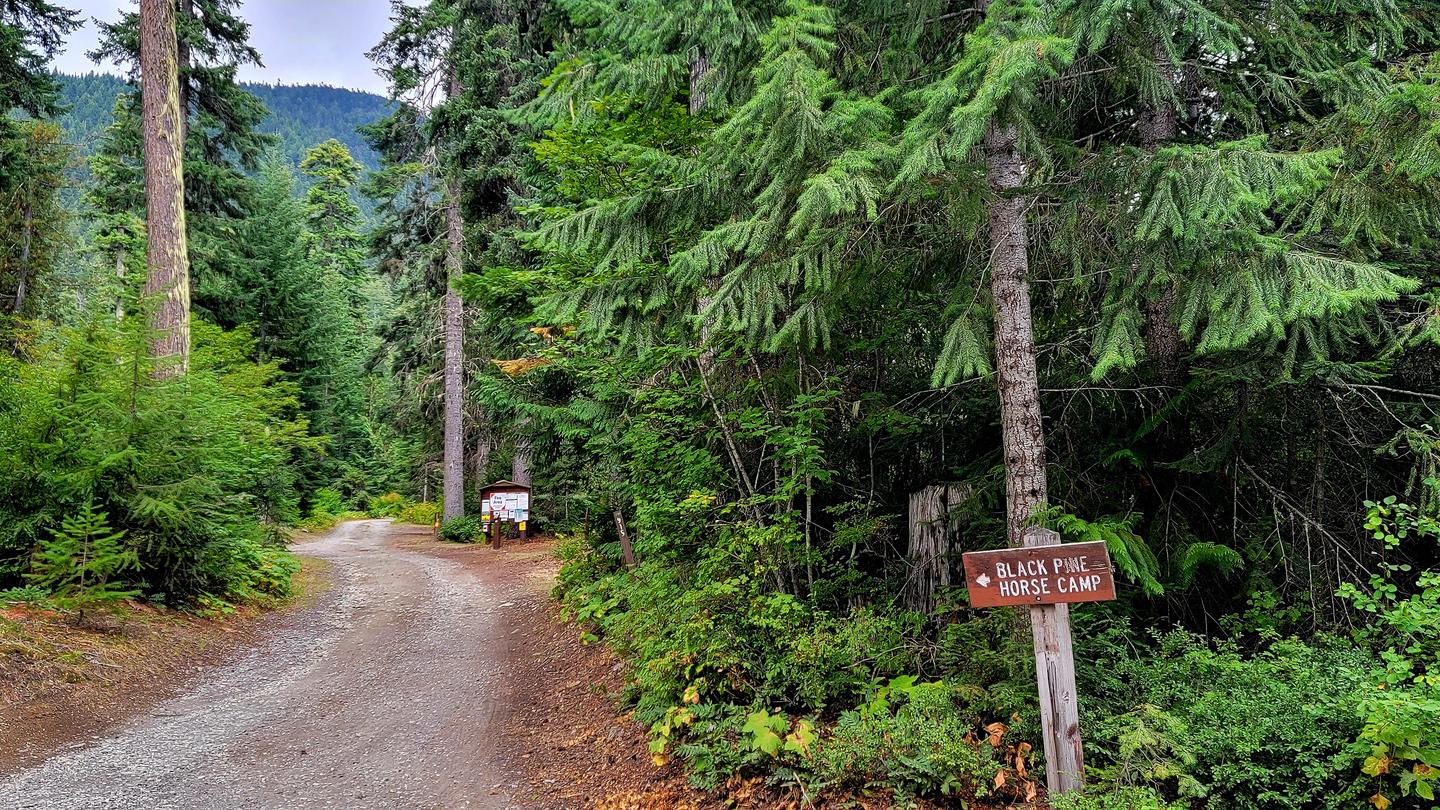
[0,520,987,809]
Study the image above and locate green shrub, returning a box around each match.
[0,585,49,604]
[816,680,1002,799]
[1341,496,1440,806]
[367,492,407,517]
[1079,628,1373,808]
[1052,787,1186,810]
[770,608,917,710]
[201,537,300,602]
[556,525,1014,800]
[439,516,482,543]
[396,501,440,525]
[0,319,317,602]
[309,487,346,517]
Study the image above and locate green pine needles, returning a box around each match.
[26,503,139,621]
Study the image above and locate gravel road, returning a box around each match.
[0,519,522,810]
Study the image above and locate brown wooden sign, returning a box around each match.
[962,540,1116,608]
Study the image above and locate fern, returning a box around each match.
[1049,510,1165,597]
[1174,542,1244,589]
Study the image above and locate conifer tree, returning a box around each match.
[86,98,146,322]
[298,141,375,495]
[139,0,190,374]
[26,504,139,622]
[370,0,465,518]
[0,0,80,133]
[370,0,529,520]
[0,1,80,323]
[92,0,276,324]
[0,121,69,319]
[300,139,368,285]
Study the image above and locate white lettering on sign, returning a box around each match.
[998,576,1051,598]
[1057,574,1103,593]
[996,558,1051,578]
[989,556,1104,597]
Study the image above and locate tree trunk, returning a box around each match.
[441,181,465,521]
[114,250,126,321]
[1139,40,1185,387]
[691,51,718,371]
[140,0,190,375]
[12,202,33,314]
[906,483,970,615]
[510,418,533,487]
[985,121,1047,546]
[689,51,710,116]
[472,424,493,498]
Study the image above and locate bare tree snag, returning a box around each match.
[140,0,190,375]
[984,121,1047,547]
[511,418,533,487]
[906,484,970,615]
[689,50,710,116]
[471,413,493,503]
[12,202,33,314]
[114,251,127,321]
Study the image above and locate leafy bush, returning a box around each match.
[309,487,347,517]
[557,525,1015,800]
[0,319,315,602]
[816,679,1003,799]
[439,516,482,543]
[771,608,917,710]
[1052,787,1186,810]
[1341,496,1440,806]
[1079,627,1374,808]
[367,492,407,517]
[396,501,440,526]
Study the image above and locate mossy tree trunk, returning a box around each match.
[140,0,190,375]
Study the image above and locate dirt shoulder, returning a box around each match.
[0,556,330,775]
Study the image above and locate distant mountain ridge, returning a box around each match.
[54,72,391,171]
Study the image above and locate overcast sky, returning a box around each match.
[51,0,396,95]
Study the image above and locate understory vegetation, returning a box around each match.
[412,1,1433,806]
[5,0,1440,807]
[0,2,416,614]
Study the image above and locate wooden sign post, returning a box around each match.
[961,527,1116,796]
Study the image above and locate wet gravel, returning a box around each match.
[0,520,518,809]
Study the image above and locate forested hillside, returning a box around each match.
[54,72,388,169]
[4,0,1440,808]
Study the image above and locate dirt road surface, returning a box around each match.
[0,519,526,810]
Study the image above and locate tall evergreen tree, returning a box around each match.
[298,140,375,495]
[0,121,68,319]
[139,0,189,374]
[369,0,531,520]
[0,1,80,325]
[91,0,276,324]
[0,0,80,119]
